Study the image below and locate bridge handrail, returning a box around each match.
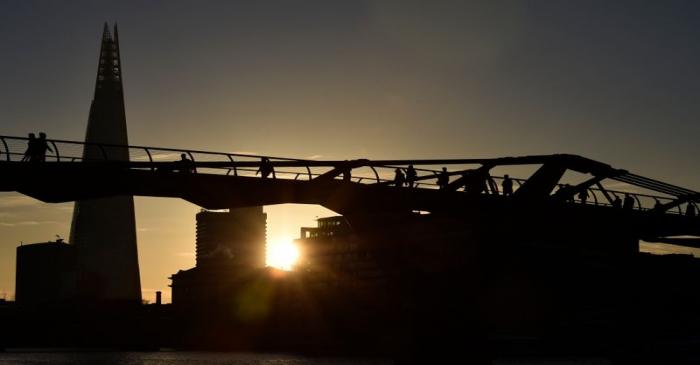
[1,134,696,215]
[0,135,308,163]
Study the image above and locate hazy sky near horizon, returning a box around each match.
[1,0,700,302]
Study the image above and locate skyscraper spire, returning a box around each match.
[70,23,141,303]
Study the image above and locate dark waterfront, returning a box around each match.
[0,351,622,364]
[0,352,391,365]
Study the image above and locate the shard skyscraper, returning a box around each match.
[69,23,141,303]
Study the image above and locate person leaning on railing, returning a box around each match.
[406,164,417,188]
[177,153,194,174]
[501,175,513,196]
[436,167,449,190]
[257,157,275,179]
[623,194,635,210]
[23,132,53,162]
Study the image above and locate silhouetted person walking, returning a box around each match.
[32,132,53,162]
[502,175,513,196]
[623,194,635,210]
[406,164,417,188]
[393,168,405,187]
[21,133,36,162]
[612,195,622,208]
[437,167,449,190]
[178,153,194,173]
[257,157,275,179]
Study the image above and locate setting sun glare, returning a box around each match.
[266,236,299,271]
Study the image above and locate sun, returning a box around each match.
[266,236,300,271]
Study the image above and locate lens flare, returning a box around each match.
[266,236,299,271]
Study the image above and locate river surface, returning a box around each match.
[0,352,392,365]
[0,351,621,364]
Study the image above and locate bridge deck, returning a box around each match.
[1,135,698,245]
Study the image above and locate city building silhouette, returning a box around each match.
[296,216,384,288]
[170,207,267,307]
[68,23,141,302]
[15,239,76,306]
[195,207,267,268]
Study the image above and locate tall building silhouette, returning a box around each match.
[169,207,267,306]
[69,23,141,302]
[195,207,267,268]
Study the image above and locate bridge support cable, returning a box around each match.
[612,173,697,197]
[656,193,700,213]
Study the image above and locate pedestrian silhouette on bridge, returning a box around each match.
[178,154,194,173]
[393,168,405,187]
[502,175,513,196]
[687,203,697,218]
[612,194,622,209]
[623,194,635,210]
[436,167,449,190]
[31,132,53,162]
[557,184,574,201]
[21,133,36,162]
[653,198,664,213]
[406,164,417,188]
[257,157,275,179]
[465,171,488,195]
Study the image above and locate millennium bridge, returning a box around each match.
[0,134,697,248]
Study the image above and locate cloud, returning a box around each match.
[133,152,179,161]
[0,220,59,227]
[0,196,41,209]
[305,154,323,160]
[137,227,155,232]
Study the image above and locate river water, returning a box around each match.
[0,352,392,365]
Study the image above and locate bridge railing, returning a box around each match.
[0,135,408,185]
[1,135,696,216]
[489,176,694,215]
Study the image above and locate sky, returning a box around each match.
[1,0,700,302]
